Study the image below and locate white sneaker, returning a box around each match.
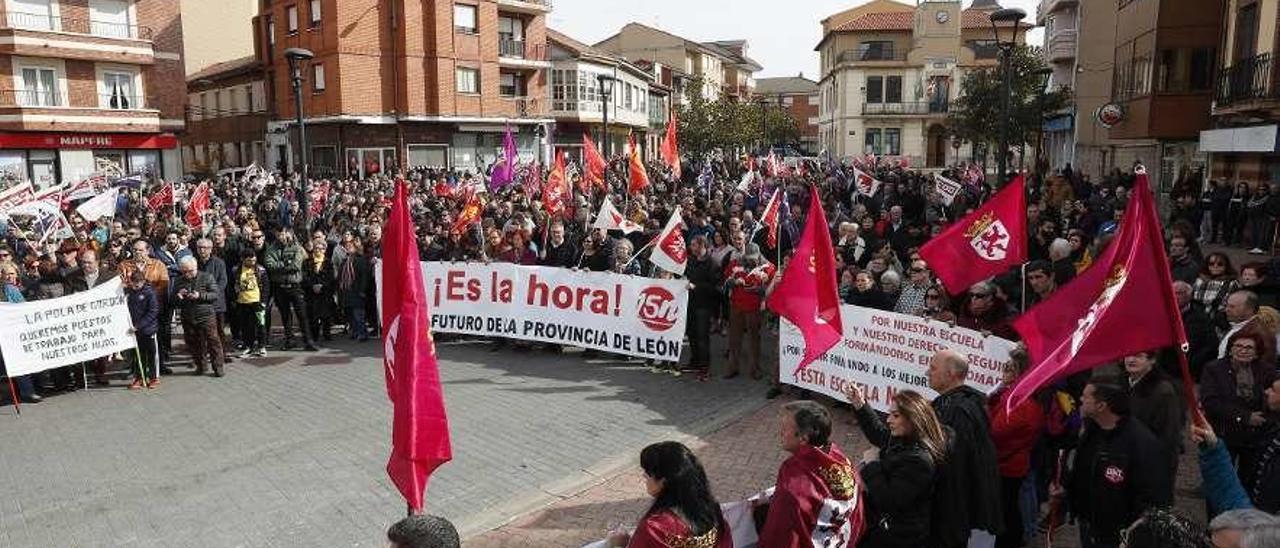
[1250,248,1265,254]
[239,348,253,358]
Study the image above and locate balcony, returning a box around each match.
[1046,28,1077,63]
[966,42,1000,61]
[495,0,551,15]
[500,96,546,118]
[862,101,948,116]
[4,11,153,40]
[498,38,550,69]
[837,48,908,64]
[1037,0,1079,20]
[0,88,160,130]
[1215,53,1280,111]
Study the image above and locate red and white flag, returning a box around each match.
[450,192,483,235]
[582,133,608,191]
[1006,170,1189,410]
[310,181,330,217]
[852,167,881,197]
[381,179,452,512]
[627,132,650,195]
[766,152,783,177]
[146,182,174,211]
[649,206,687,275]
[766,185,843,371]
[920,175,1027,295]
[760,187,783,248]
[592,196,642,234]
[184,182,211,230]
[543,149,569,216]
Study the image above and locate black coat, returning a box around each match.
[172,272,219,325]
[845,287,893,311]
[931,386,1003,543]
[853,405,935,548]
[1128,370,1185,493]
[197,256,228,313]
[1200,358,1277,451]
[540,240,580,268]
[1247,422,1280,513]
[1068,417,1170,547]
[302,256,336,316]
[684,254,720,310]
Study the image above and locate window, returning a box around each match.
[1234,3,1259,63]
[1157,48,1215,92]
[408,145,449,168]
[311,146,337,177]
[866,76,883,103]
[498,16,524,57]
[312,63,325,92]
[782,96,793,106]
[884,128,901,155]
[858,41,895,61]
[346,147,395,178]
[499,72,525,97]
[864,129,882,155]
[309,0,321,26]
[453,4,476,34]
[456,67,479,94]
[967,39,999,60]
[9,0,58,31]
[266,17,275,46]
[286,5,298,34]
[244,85,254,113]
[20,66,59,106]
[886,76,902,103]
[89,0,134,39]
[101,70,137,109]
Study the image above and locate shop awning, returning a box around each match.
[1199,125,1280,153]
[1043,114,1074,132]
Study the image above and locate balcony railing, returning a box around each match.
[966,42,1000,60]
[498,38,547,61]
[1046,28,1077,61]
[4,11,154,40]
[0,88,62,107]
[502,96,543,117]
[862,101,948,115]
[99,93,145,110]
[1216,53,1278,107]
[837,49,907,63]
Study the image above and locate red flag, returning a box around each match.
[184,182,210,230]
[381,180,452,512]
[543,149,569,216]
[627,132,649,195]
[433,180,453,198]
[1006,171,1186,410]
[309,181,330,217]
[919,175,1027,295]
[649,206,686,275]
[146,182,174,211]
[450,193,483,235]
[582,133,607,190]
[766,185,843,371]
[852,167,881,197]
[760,188,783,248]
[660,111,681,179]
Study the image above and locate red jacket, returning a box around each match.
[759,443,864,548]
[724,260,775,312]
[988,386,1045,478]
[628,509,732,548]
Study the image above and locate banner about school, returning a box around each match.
[779,305,1014,412]
[379,262,690,362]
[0,278,136,376]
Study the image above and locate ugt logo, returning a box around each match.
[637,287,679,331]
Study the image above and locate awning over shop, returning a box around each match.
[1043,114,1074,132]
[1199,125,1280,153]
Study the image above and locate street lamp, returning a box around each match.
[989,7,1026,186]
[1033,67,1054,182]
[597,74,616,158]
[284,47,315,230]
[757,96,771,154]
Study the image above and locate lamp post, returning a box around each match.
[597,74,616,158]
[989,7,1026,186]
[284,47,315,230]
[757,96,770,154]
[1033,67,1053,183]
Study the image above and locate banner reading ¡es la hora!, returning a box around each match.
[377,262,690,362]
[779,304,1015,412]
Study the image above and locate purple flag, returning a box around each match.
[489,125,518,190]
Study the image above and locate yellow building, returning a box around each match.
[816,0,1024,168]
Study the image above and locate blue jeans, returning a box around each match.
[346,305,367,341]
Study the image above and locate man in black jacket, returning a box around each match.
[683,235,718,380]
[194,238,229,356]
[926,349,1003,548]
[173,256,225,377]
[539,220,578,268]
[264,228,317,351]
[1062,380,1168,548]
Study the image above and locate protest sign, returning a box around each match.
[779,305,1014,412]
[0,278,136,376]
[378,262,689,361]
[0,182,33,214]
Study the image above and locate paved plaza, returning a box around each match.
[0,338,770,548]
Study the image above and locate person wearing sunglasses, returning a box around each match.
[1194,253,1240,319]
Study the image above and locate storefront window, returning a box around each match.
[30,150,56,188]
[345,147,395,179]
[0,151,27,185]
[128,150,159,176]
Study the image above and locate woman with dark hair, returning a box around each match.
[1193,252,1239,318]
[845,270,893,311]
[844,387,945,548]
[604,441,730,548]
[921,284,957,323]
[1238,262,1279,309]
[987,346,1045,548]
[1201,329,1278,470]
[1116,508,1207,548]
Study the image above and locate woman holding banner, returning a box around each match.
[0,263,39,404]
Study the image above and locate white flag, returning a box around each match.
[852,167,882,197]
[933,174,963,206]
[592,196,642,234]
[649,206,687,275]
[76,187,119,221]
[737,170,757,193]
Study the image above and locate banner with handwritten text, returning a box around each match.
[0,278,136,376]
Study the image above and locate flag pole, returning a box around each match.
[1020,262,1028,313]
[6,377,19,415]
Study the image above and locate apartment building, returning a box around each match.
[1070,0,1118,179]
[755,75,820,153]
[255,0,552,176]
[1105,0,1221,193]
[1037,0,1077,171]
[816,0,1024,168]
[1201,0,1280,187]
[592,23,761,105]
[182,56,267,175]
[0,0,185,188]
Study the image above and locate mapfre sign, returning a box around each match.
[0,132,178,149]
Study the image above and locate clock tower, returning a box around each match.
[913,1,961,50]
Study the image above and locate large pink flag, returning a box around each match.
[381,179,453,512]
[766,185,843,371]
[1007,171,1187,409]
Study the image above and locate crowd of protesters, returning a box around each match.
[0,148,1278,547]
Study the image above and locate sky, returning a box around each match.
[548,0,1044,81]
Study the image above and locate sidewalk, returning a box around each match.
[469,394,1207,548]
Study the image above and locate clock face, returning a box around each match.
[936,10,950,23]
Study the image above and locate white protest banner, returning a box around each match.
[934,174,963,206]
[0,182,33,214]
[0,277,136,376]
[379,262,689,361]
[780,304,1014,412]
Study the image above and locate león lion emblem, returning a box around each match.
[964,212,1011,261]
